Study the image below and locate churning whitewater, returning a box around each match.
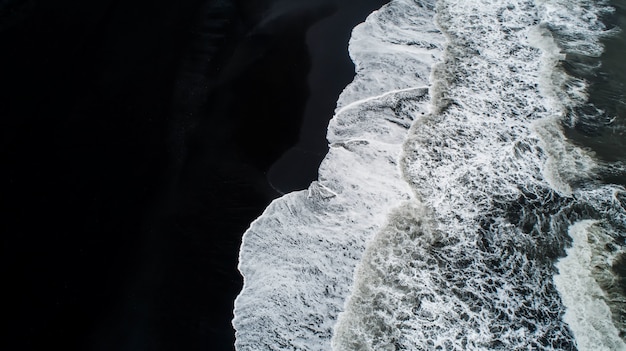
[233,0,626,350]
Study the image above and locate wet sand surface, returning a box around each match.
[1,0,387,350]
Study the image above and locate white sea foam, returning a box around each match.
[233,1,444,350]
[333,0,626,350]
[234,0,626,350]
[554,221,626,351]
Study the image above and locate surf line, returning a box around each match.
[334,86,429,116]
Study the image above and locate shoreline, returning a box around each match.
[267,0,390,193]
[1,0,390,350]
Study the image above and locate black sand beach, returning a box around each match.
[1,0,387,350]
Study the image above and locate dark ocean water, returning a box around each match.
[558,0,626,302]
[573,0,626,320]
[564,0,626,172]
[0,0,386,350]
[544,0,626,343]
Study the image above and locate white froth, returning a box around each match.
[334,0,626,349]
[554,221,626,351]
[334,0,445,111]
[233,0,443,349]
[234,0,626,349]
[234,140,414,350]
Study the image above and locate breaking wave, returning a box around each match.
[233,0,626,350]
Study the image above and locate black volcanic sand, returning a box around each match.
[1,0,387,350]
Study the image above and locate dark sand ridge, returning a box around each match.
[1,0,387,350]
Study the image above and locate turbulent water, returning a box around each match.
[233,0,626,350]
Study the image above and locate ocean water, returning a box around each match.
[233,0,626,350]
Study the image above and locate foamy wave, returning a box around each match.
[233,1,443,349]
[234,0,626,349]
[554,221,626,351]
[333,0,626,350]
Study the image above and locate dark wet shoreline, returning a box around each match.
[268,0,391,193]
[1,0,387,350]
